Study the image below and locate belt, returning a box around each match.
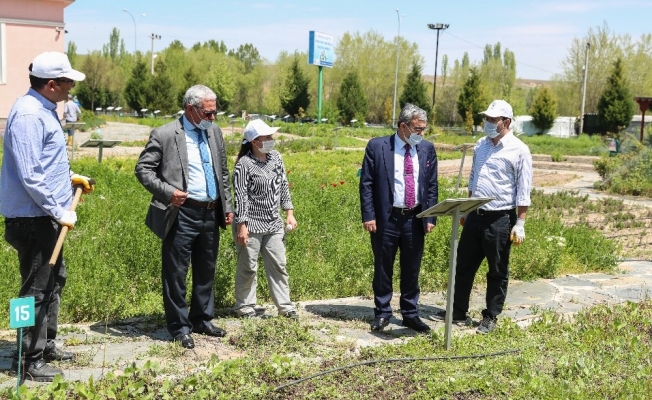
[392,206,422,216]
[476,208,514,217]
[184,198,218,209]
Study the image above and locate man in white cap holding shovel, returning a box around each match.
[0,51,94,382]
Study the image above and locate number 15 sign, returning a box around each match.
[10,297,35,329]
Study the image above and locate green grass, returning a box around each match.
[0,151,621,327]
[5,301,651,399]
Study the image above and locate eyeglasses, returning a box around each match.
[406,125,426,134]
[55,78,75,86]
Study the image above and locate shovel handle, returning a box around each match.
[48,185,84,267]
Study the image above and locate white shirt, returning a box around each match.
[392,133,420,208]
[469,131,532,210]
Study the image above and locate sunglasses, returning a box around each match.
[55,78,75,86]
[195,107,219,117]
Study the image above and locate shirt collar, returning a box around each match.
[182,115,198,132]
[27,88,56,111]
[394,133,409,150]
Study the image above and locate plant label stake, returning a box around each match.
[10,296,35,392]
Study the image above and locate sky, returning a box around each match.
[64,0,652,81]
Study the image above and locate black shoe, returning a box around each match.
[192,323,226,338]
[174,334,195,349]
[477,316,497,334]
[402,316,431,332]
[429,310,470,325]
[370,317,390,332]
[43,345,75,362]
[12,359,63,382]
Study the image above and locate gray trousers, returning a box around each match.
[235,226,294,315]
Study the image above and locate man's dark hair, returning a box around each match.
[28,63,52,89]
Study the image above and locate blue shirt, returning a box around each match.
[182,116,216,201]
[0,88,73,219]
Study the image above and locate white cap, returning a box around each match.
[243,119,279,144]
[29,51,86,81]
[480,100,513,119]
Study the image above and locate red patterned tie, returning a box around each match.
[404,144,415,209]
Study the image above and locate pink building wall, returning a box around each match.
[0,0,74,119]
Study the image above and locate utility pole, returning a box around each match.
[391,10,402,129]
[427,23,449,109]
[150,33,161,75]
[579,42,590,135]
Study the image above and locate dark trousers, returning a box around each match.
[453,210,516,319]
[371,211,425,319]
[162,205,219,338]
[4,217,66,362]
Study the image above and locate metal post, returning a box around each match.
[98,143,104,163]
[444,206,461,350]
[317,66,323,123]
[150,33,161,75]
[70,128,75,161]
[427,23,449,109]
[391,10,401,129]
[123,9,137,53]
[579,42,590,135]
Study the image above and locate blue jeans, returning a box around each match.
[4,217,66,362]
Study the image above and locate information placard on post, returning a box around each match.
[10,297,35,329]
[418,197,494,350]
[80,139,122,163]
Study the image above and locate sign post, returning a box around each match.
[10,296,35,391]
[80,139,122,163]
[417,197,494,350]
[308,31,334,124]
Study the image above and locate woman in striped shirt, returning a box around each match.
[233,119,298,319]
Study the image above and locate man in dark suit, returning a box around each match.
[359,103,438,333]
[135,85,233,349]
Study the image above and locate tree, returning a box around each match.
[457,67,486,132]
[66,42,77,68]
[337,71,368,124]
[529,86,557,134]
[399,62,430,112]
[147,61,176,114]
[280,56,310,117]
[597,57,635,134]
[205,56,237,111]
[76,51,111,111]
[228,43,261,74]
[124,60,150,116]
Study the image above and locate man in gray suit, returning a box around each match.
[135,85,233,349]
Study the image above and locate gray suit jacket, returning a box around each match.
[135,117,233,239]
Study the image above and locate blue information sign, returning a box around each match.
[9,297,35,329]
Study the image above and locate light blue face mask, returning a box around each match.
[192,107,213,131]
[483,121,500,138]
[405,125,424,147]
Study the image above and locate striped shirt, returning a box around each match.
[468,132,532,211]
[233,150,293,234]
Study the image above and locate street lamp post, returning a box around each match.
[123,8,145,54]
[150,33,161,74]
[427,23,449,109]
[391,10,402,129]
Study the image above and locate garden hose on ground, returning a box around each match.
[274,348,521,392]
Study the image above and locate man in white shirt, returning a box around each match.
[433,100,532,334]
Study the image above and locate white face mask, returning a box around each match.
[259,140,275,153]
[483,121,500,138]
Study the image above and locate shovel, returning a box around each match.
[48,179,96,267]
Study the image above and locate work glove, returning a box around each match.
[56,210,77,228]
[510,218,526,245]
[71,174,95,194]
[460,213,468,226]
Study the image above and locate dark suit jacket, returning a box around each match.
[135,117,233,239]
[359,134,438,232]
